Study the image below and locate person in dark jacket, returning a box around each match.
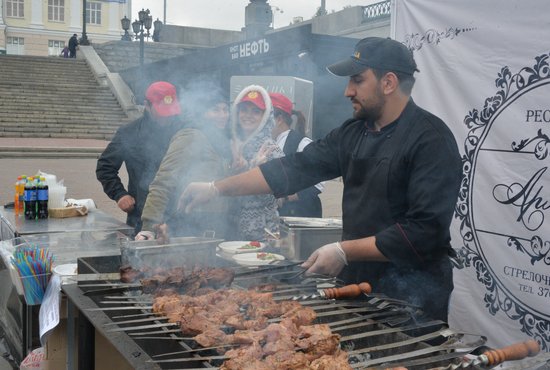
[269,92,323,218]
[179,37,462,322]
[96,81,183,235]
[68,34,78,58]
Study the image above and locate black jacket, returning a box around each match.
[96,113,180,232]
[68,35,78,51]
[261,100,462,320]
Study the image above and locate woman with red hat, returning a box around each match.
[230,85,283,241]
[269,92,324,218]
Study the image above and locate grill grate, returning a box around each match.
[68,256,514,369]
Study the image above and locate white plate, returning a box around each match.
[218,241,266,254]
[232,252,285,266]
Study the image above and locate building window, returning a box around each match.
[48,0,65,22]
[48,40,65,56]
[7,37,25,55]
[6,0,24,18]
[86,2,102,25]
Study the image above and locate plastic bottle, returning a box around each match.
[18,175,26,213]
[14,176,22,215]
[37,176,49,219]
[24,176,37,220]
[24,177,32,219]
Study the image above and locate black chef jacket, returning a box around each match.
[260,99,462,321]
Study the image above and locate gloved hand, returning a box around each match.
[301,242,348,277]
[178,182,219,213]
[134,230,154,241]
[117,195,135,213]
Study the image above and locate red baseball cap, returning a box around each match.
[145,81,181,117]
[238,90,266,110]
[269,93,293,115]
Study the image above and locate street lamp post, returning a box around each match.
[120,16,132,41]
[80,0,90,45]
[152,18,163,42]
[131,9,153,67]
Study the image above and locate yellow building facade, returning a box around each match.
[0,0,131,56]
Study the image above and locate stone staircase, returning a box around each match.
[0,55,129,141]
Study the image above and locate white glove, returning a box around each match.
[135,230,155,241]
[301,242,348,277]
[178,182,219,213]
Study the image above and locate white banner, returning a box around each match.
[393,0,550,351]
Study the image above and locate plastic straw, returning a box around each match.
[11,245,54,305]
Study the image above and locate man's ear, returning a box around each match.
[381,72,399,95]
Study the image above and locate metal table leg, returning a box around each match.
[67,299,75,370]
[77,310,94,370]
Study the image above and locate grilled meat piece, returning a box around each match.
[262,323,296,355]
[263,350,309,369]
[284,306,318,326]
[194,328,227,348]
[179,312,222,336]
[224,341,264,360]
[299,334,341,361]
[119,265,142,283]
[205,268,235,288]
[309,350,352,370]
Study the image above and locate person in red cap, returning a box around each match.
[269,92,323,218]
[229,85,283,240]
[96,81,183,235]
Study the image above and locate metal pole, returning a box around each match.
[81,0,89,45]
[139,30,144,66]
[164,0,167,24]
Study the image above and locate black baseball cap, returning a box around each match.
[327,37,419,76]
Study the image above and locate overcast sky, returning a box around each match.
[130,0,381,31]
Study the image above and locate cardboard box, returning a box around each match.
[95,332,134,370]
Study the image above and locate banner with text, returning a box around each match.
[393,0,549,350]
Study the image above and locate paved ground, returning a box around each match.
[0,138,343,226]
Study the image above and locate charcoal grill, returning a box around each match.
[61,254,544,370]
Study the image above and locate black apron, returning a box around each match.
[339,103,453,321]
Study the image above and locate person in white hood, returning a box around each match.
[229,85,283,241]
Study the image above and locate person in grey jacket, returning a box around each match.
[135,84,232,241]
[96,81,183,235]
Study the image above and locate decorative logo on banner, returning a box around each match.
[455,53,550,350]
[403,26,475,51]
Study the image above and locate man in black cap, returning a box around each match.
[180,37,462,321]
